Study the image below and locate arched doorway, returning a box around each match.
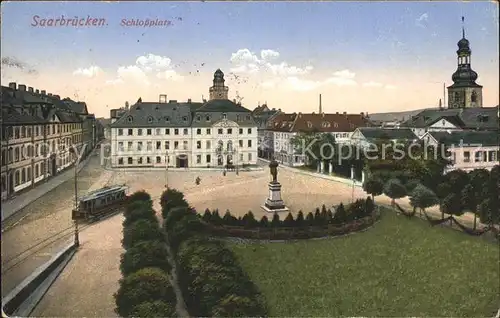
[176,154,189,168]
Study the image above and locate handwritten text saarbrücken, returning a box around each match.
[31,15,107,27]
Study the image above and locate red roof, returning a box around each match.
[267,112,371,132]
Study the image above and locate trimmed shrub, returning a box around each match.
[305,212,314,226]
[271,213,280,227]
[129,300,176,318]
[365,196,375,216]
[283,212,294,227]
[333,203,347,224]
[314,209,323,225]
[295,211,305,227]
[120,240,170,276]
[202,209,212,222]
[122,219,164,249]
[259,216,269,227]
[160,188,189,219]
[128,190,153,205]
[123,201,157,227]
[167,213,206,254]
[242,211,258,229]
[114,267,175,317]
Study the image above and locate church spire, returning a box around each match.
[461,16,465,38]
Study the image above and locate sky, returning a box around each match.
[1,1,498,118]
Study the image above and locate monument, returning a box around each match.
[261,158,289,213]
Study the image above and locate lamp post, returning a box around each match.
[164,151,169,188]
[70,147,80,247]
[351,164,355,204]
[235,146,239,175]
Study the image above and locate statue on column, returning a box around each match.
[269,158,279,183]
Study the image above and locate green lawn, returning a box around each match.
[230,208,499,317]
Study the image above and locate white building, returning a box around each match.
[109,69,258,169]
[422,130,499,173]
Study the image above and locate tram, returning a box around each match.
[72,184,129,221]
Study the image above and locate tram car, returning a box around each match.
[72,184,129,221]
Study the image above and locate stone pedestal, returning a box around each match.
[261,182,289,213]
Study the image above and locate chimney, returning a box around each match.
[35,89,40,94]
[187,98,192,103]
[18,84,26,91]
[336,112,339,114]
[312,112,315,115]
[48,93,53,96]
[54,95,60,100]
[159,94,167,103]
[9,82,16,90]
[28,87,34,93]
[319,94,322,114]
[203,99,207,103]
[41,90,46,95]
[298,112,302,118]
[343,111,347,115]
[360,112,364,117]
[322,113,325,118]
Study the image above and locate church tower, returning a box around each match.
[209,69,229,100]
[447,17,483,109]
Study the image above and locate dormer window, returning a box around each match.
[206,115,211,121]
[471,91,478,103]
[127,116,133,122]
[182,116,188,122]
[246,115,251,120]
[236,115,240,122]
[222,113,227,120]
[333,122,339,128]
[155,106,160,111]
[196,115,201,121]
[307,121,312,128]
[165,116,170,122]
[147,116,153,123]
[321,121,331,128]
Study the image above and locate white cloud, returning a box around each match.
[324,69,357,87]
[73,66,102,78]
[260,79,277,89]
[229,48,313,77]
[385,84,397,90]
[106,53,182,85]
[286,77,323,91]
[363,81,383,88]
[416,13,429,28]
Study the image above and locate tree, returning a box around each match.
[291,132,336,169]
[314,209,322,225]
[440,193,462,220]
[283,212,294,227]
[436,182,452,200]
[128,190,153,205]
[461,183,479,228]
[202,209,212,223]
[365,196,375,215]
[120,240,170,276]
[123,201,157,227]
[383,178,407,206]
[295,211,305,227]
[305,212,315,226]
[122,219,164,249]
[259,216,269,227]
[444,169,470,196]
[362,177,384,203]
[129,301,176,318]
[333,203,347,224]
[271,213,280,227]
[210,209,223,226]
[242,211,258,229]
[167,214,206,253]
[405,179,420,193]
[409,184,439,216]
[478,198,498,226]
[114,267,175,317]
[160,188,189,218]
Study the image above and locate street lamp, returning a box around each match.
[70,147,80,247]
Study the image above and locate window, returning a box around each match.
[147,142,152,151]
[206,128,211,134]
[127,142,133,150]
[206,140,211,149]
[156,141,161,150]
[463,151,470,162]
[488,150,497,162]
[196,115,201,121]
[147,129,152,135]
[165,116,170,123]
[239,140,243,147]
[236,115,240,121]
[156,156,161,164]
[127,116,133,122]
[156,128,161,135]
[147,117,153,123]
[240,153,244,161]
[197,128,201,135]
[182,116,188,122]
[471,91,478,103]
[206,154,211,163]
[196,155,201,164]
[206,115,210,121]
[218,128,223,135]
[246,115,251,121]
[138,157,143,164]
[197,141,201,149]
[128,129,133,136]
[128,157,133,164]
[239,128,243,134]
[27,167,31,181]
[183,141,188,150]
[147,157,151,164]
[138,129,143,136]
[14,147,19,161]
[307,121,312,128]
[165,128,170,135]
[183,128,188,135]
[248,153,252,161]
[248,140,252,147]
[164,141,170,150]
[222,113,227,119]
[15,170,20,186]
[174,129,179,135]
[454,92,460,102]
[227,128,232,134]
[174,141,179,149]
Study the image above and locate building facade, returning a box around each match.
[1,83,97,201]
[109,69,258,168]
[251,104,281,159]
[422,130,499,173]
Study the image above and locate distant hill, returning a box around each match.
[367,108,439,123]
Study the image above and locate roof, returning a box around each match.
[427,130,499,147]
[427,115,465,127]
[63,98,89,114]
[357,127,417,140]
[195,99,251,113]
[401,107,499,130]
[267,112,371,133]
[111,99,258,128]
[80,185,128,201]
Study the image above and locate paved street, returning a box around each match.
[1,153,113,296]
